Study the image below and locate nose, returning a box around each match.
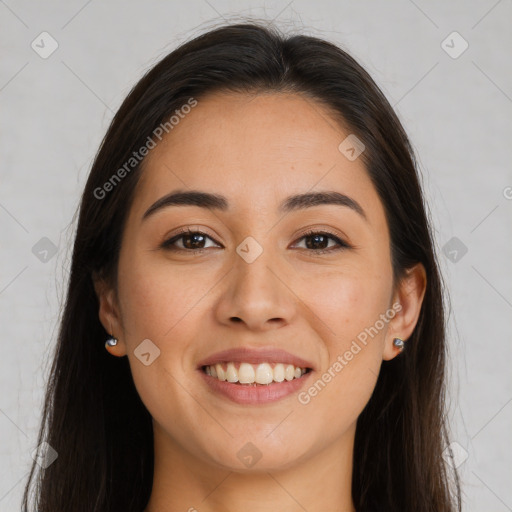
[213,247,298,332]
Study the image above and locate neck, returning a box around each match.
[144,421,357,512]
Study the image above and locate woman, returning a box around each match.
[22,22,462,512]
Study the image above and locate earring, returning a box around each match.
[393,337,405,351]
[105,336,118,349]
[105,320,118,350]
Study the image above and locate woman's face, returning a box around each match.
[99,91,422,471]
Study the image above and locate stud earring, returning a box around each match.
[105,336,118,349]
[393,337,405,351]
[105,320,118,351]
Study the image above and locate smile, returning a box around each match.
[197,347,314,404]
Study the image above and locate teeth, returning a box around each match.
[215,363,226,381]
[226,362,238,383]
[204,362,308,384]
[255,363,273,385]
[239,363,255,384]
[273,363,285,382]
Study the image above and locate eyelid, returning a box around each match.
[293,226,351,245]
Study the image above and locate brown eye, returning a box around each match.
[161,229,220,252]
[293,230,350,254]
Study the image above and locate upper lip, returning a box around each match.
[197,347,315,370]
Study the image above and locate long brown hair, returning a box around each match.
[23,21,461,512]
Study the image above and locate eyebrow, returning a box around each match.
[142,189,367,221]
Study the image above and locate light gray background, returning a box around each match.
[1,1,511,510]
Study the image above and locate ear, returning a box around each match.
[92,271,127,357]
[382,263,427,361]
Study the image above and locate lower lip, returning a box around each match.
[199,370,312,405]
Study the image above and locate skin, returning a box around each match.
[94,91,426,512]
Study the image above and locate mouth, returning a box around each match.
[197,347,314,404]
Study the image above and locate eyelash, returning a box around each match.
[160,228,351,255]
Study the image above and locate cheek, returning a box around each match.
[117,252,209,342]
[115,253,209,428]
[292,266,392,415]
[300,264,393,347]
[115,250,217,397]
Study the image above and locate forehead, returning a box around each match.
[133,91,382,220]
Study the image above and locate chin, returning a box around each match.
[198,433,313,473]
